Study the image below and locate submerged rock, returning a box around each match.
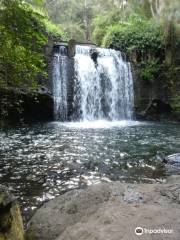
[164,154,180,165]
[163,153,180,172]
[26,182,180,240]
[0,185,24,240]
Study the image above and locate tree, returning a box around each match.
[0,0,47,88]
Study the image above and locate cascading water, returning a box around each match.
[52,44,134,121]
[52,46,68,121]
[74,46,134,121]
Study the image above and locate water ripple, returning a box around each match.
[0,121,180,222]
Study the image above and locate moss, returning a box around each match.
[0,189,24,240]
[9,204,24,240]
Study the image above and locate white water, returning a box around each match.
[74,46,134,121]
[53,45,134,122]
[52,46,68,120]
[62,120,142,129]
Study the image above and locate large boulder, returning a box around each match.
[26,182,180,240]
[0,185,24,240]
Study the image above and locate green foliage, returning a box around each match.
[103,18,165,56]
[140,59,161,83]
[26,2,67,39]
[22,0,180,45]
[0,0,66,89]
[162,65,180,93]
[25,0,45,8]
[0,0,48,88]
[41,19,67,38]
[42,0,91,41]
[92,9,124,45]
[171,95,180,114]
[38,0,130,42]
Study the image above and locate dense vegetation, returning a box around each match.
[0,0,66,121]
[0,0,65,89]
[1,0,179,76]
[103,18,165,57]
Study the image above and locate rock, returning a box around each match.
[166,175,180,184]
[138,99,172,121]
[146,99,172,115]
[26,184,111,240]
[0,185,24,240]
[163,154,180,175]
[26,182,180,240]
[164,154,180,166]
[0,88,54,124]
[37,86,51,95]
[56,204,179,240]
[68,39,76,58]
[22,91,54,122]
[90,49,98,64]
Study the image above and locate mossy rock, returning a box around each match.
[0,185,24,240]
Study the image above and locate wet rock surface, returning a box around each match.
[163,154,180,175]
[0,88,53,124]
[164,153,180,166]
[26,182,180,240]
[0,185,24,240]
[135,99,176,122]
[90,48,98,64]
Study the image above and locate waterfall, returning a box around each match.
[52,44,134,121]
[74,45,134,121]
[52,46,68,121]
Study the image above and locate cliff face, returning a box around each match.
[0,36,57,126]
[132,61,180,121]
[133,64,167,112]
[0,88,54,125]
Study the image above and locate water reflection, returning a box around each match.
[0,120,180,221]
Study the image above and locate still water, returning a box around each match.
[0,120,180,220]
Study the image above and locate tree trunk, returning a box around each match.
[84,0,90,41]
[148,0,155,17]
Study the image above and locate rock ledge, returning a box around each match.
[26,181,180,240]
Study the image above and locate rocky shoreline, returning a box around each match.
[26,176,180,240]
[1,155,180,240]
[1,176,180,240]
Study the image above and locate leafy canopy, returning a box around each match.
[0,0,47,88]
[0,0,65,89]
[103,17,165,55]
